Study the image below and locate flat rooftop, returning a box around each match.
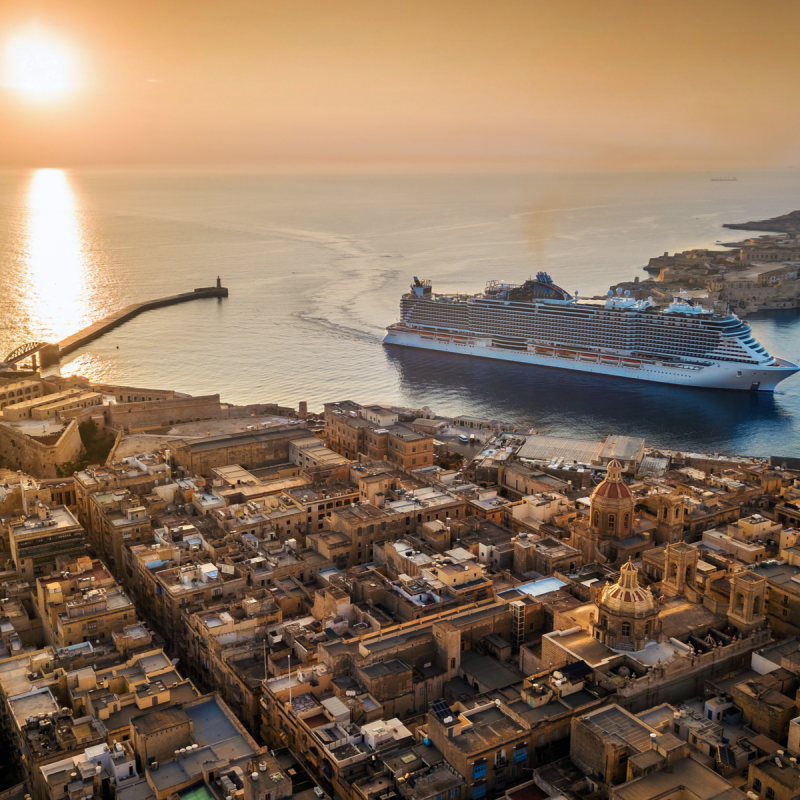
[583,706,654,751]
[517,435,603,464]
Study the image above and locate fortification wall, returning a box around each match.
[0,419,82,478]
[225,403,297,419]
[93,384,175,403]
[108,394,223,430]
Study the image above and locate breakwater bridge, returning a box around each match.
[3,279,228,369]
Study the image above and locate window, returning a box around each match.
[472,762,487,779]
[621,621,631,637]
[765,787,773,800]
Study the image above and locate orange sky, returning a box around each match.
[1,0,798,168]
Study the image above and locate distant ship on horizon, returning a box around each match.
[383,273,799,392]
[711,177,737,181]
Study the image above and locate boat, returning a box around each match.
[382,273,800,391]
[711,177,737,181]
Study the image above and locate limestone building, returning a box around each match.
[570,461,653,566]
[590,561,658,651]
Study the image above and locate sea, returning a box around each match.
[1,168,799,458]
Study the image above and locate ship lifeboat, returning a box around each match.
[600,355,619,363]
[535,347,554,355]
[420,333,435,340]
[452,336,467,342]
[436,335,451,343]
[621,358,641,367]
[578,353,598,362]
[556,350,576,359]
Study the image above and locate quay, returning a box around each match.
[3,278,228,369]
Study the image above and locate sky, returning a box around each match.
[1,0,798,169]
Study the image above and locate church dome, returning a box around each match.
[597,560,656,617]
[593,460,632,500]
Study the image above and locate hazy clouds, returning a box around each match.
[1,0,798,168]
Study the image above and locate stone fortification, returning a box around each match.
[0,418,82,478]
[107,394,224,430]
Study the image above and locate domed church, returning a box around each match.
[591,560,658,651]
[570,460,653,566]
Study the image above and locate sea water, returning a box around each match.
[0,168,798,456]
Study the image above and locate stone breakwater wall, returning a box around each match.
[43,285,228,366]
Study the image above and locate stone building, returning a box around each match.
[324,401,434,468]
[635,489,686,544]
[748,753,800,800]
[183,592,281,736]
[33,557,139,648]
[0,376,45,412]
[590,561,658,650]
[88,488,154,578]
[74,453,170,538]
[731,676,797,743]
[660,541,700,598]
[570,461,653,566]
[327,503,412,566]
[168,425,310,475]
[5,503,86,580]
[40,739,138,800]
[750,560,800,640]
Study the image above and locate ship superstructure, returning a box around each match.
[383,274,799,391]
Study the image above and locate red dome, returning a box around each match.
[593,480,632,500]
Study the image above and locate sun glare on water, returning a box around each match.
[3,31,77,99]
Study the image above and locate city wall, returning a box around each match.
[107,394,224,430]
[0,419,82,478]
[107,396,299,433]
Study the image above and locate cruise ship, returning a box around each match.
[383,273,799,391]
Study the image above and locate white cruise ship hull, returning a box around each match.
[383,327,799,391]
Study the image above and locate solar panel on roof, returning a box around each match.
[560,661,592,681]
[431,699,452,720]
[717,746,736,767]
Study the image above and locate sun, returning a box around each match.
[3,31,77,100]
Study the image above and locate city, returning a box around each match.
[0,377,798,800]
[2,3,800,800]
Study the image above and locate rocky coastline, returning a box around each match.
[602,212,800,315]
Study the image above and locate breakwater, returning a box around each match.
[41,281,228,366]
